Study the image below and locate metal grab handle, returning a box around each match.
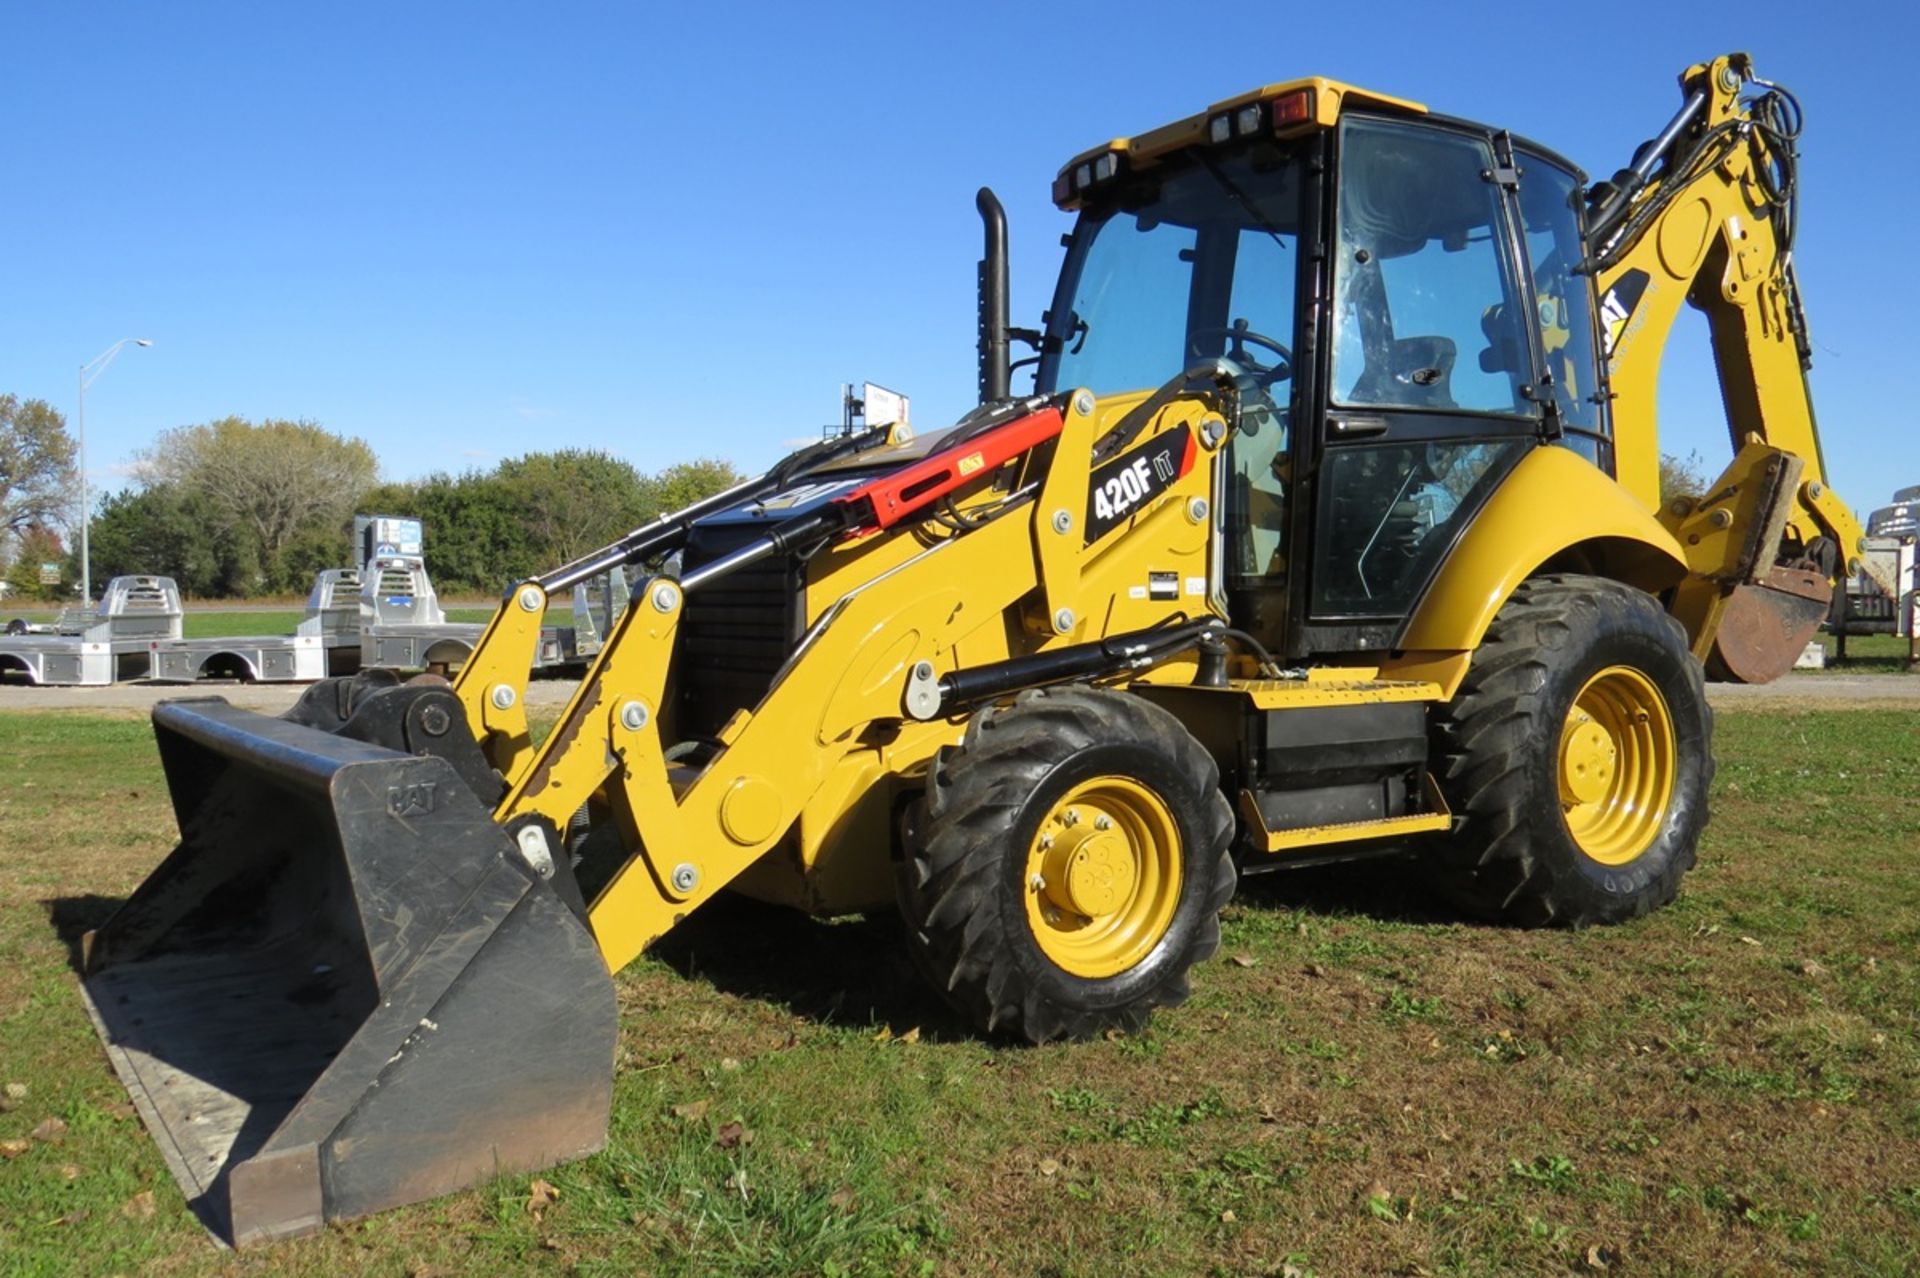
[1328,415,1390,440]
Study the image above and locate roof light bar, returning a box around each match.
[1207,88,1318,147]
[1051,148,1127,207]
[1270,88,1315,131]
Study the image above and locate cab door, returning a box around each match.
[1295,115,1544,656]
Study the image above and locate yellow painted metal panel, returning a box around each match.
[1174,677,1441,710]
[1397,448,1687,654]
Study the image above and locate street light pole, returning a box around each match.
[76,338,153,606]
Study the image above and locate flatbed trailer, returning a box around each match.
[148,569,366,683]
[0,577,182,686]
[358,554,569,672]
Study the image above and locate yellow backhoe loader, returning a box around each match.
[78,53,1875,1244]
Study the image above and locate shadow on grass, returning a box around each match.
[654,859,1476,1040]
[1228,853,1472,928]
[45,892,125,973]
[650,893,979,1042]
[40,862,1468,1048]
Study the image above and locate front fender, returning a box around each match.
[1398,446,1687,654]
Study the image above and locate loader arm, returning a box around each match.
[487,371,1233,972]
[448,426,894,781]
[1590,52,1881,679]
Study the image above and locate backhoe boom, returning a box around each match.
[1592,52,1880,679]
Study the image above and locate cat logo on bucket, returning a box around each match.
[387,782,438,817]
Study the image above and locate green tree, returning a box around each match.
[1,395,78,547]
[361,471,541,594]
[2,525,72,603]
[495,449,651,565]
[89,485,260,597]
[638,458,747,517]
[137,416,378,591]
[346,453,749,596]
[1659,451,1711,506]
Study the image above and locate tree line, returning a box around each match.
[1,395,743,601]
[2,385,1731,604]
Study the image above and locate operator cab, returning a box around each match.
[1033,81,1609,660]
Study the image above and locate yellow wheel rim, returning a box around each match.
[1023,777,1183,979]
[1558,665,1676,866]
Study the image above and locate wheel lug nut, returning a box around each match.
[1040,834,1054,850]
[1063,809,1080,826]
[1094,814,1112,831]
[1029,873,1046,891]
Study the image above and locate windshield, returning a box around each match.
[1037,148,1305,398]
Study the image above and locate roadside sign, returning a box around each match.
[863,383,909,429]
[39,563,60,585]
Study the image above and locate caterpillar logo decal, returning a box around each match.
[1598,269,1650,357]
[1085,427,1195,543]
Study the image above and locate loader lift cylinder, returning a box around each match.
[537,425,890,595]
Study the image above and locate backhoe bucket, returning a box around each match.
[1708,564,1833,684]
[78,698,618,1246]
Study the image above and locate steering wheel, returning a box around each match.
[1188,323,1294,386]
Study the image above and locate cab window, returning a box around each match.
[1517,154,1607,442]
[1331,117,1531,416]
[1047,213,1198,397]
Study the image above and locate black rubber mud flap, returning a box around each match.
[78,698,618,1247]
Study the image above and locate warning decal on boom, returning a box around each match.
[1599,269,1650,357]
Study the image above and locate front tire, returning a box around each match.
[1426,574,1712,926]
[898,687,1236,1042]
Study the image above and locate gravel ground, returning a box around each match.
[1,672,1913,715]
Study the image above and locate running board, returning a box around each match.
[1238,775,1452,854]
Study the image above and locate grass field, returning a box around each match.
[2,707,1917,1276]
[1812,632,1917,674]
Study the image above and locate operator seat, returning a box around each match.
[1351,335,1457,410]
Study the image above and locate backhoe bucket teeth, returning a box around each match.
[78,698,618,1246]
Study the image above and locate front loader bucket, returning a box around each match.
[78,698,618,1246]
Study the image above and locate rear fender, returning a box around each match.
[1397,447,1687,658]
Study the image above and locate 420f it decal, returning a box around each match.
[1085,428,1196,543]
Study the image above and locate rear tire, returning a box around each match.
[1425,574,1712,926]
[898,687,1236,1042]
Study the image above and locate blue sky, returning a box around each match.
[3,2,1913,522]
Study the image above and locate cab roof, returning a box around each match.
[1053,76,1427,209]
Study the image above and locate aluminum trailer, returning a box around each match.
[359,555,568,672]
[566,564,632,664]
[1829,503,1918,662]
[0,577,182,686]
[148,569,366,683]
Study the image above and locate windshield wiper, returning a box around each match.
[1194,151,1292,255]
